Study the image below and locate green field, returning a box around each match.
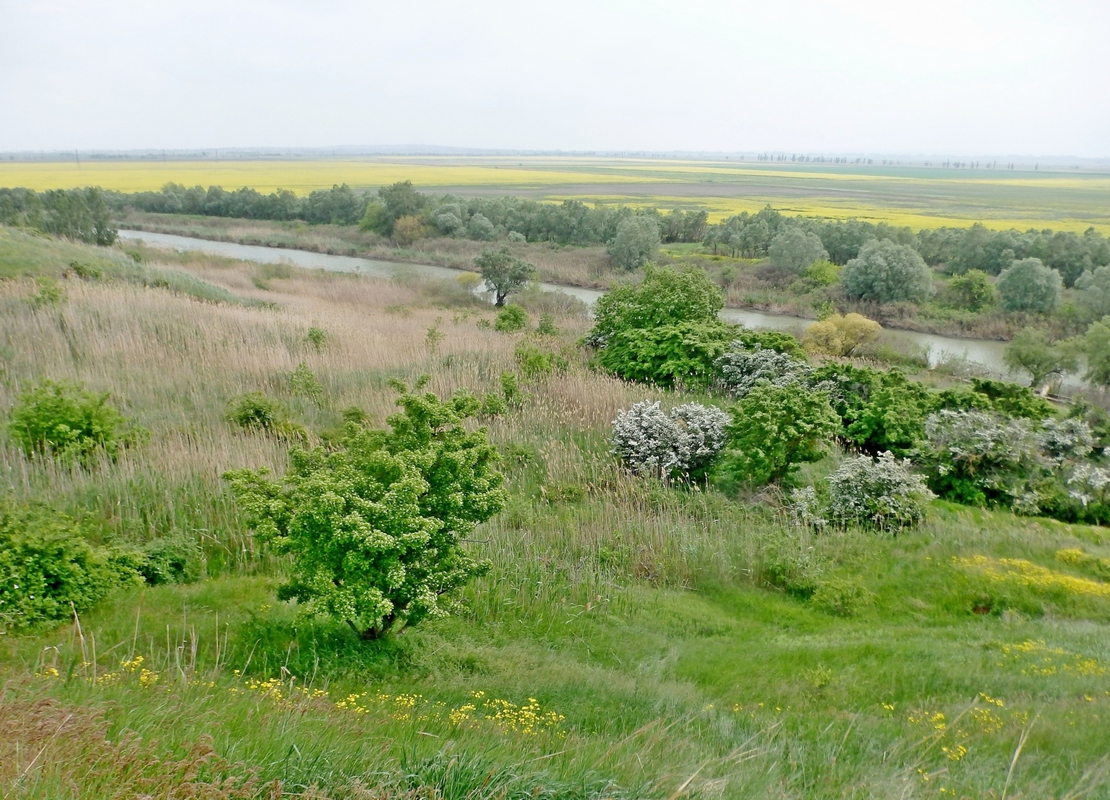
[4,156,1110,232]
[2,226,1110,798]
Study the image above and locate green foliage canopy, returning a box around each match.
[720,382,838,485]
[841,239,935,304]
[9,380,142,463]
[475,246,535,307]
[607,216,661,271]
[997,257,1061,314]
[225,386,506,639]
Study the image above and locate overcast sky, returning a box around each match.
[2,0,1108,157]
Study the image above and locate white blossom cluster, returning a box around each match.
[827,452,934,530]
[924,410,1039,476]
[1065,463,1110,507]
[1037,417,1095,464]
[611,400,729,480]
[714,343,811,399]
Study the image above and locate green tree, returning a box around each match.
[1003,329,1079,391]
[945,269,996,311]
[475,246,535,307]
[768,229,828,273]
[720,382,838,485]
[1075,265,1110,319]
[997,257,1061,314]
[1084,316,1110,388]
[841,239,935,304]
[588,265,723,345]
[607,216,660,271]
[224,384,506,639]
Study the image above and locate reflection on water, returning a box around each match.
[120,229,1023,381]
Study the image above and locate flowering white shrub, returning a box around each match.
[611,400,729,480]
[922,409,1042,506]
[715,343,811,399]
[787,486,827,529]
[1038,418,1095,464]
[828,452,934,530]
[1064,463,1110,507]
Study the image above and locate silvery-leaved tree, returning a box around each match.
[225,381,505,639]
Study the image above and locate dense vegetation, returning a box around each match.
[4,200,1110,797]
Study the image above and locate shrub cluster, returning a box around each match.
[827,452,934,531]
[611,401,729,481]
[9,380,144,464]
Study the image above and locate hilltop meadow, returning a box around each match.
[2,224,1110,799]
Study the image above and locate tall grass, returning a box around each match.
[3,228,1110,798]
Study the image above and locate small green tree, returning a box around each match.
[493,304,530,332]
[720,382,838,485]
[475,246,535,307]
[225,384,505,639]
[607,216,660,271]
[945,269,996,311]
[768,229,828,273]
[841,239,935,304]
[997,257,1061,314]
[1003,329,1079,391]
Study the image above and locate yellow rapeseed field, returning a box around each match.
[3,155,1109,232]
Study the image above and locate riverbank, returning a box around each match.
[119,212,1045,344]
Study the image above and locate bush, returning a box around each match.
[921,409,1041,507]
[997,257,1061,314]
[9,380,142,463]
[731,328,807,360]
[945,269,996,311]
[1038,417,1095,465]
[0,501,138,631]
[804,259,841,286]
[514,341,568,381]
[965,378,1054,421]
[827,452,934,530]
[225,385,506,639]
[306,326,328,350]
[611,400,729,482]
[136,535,204,585]
[587,265,724,347]
[597,319,734,389]
[493,304,530,332]
[841,240,935,304]
[28,277,66,309]
[536,314,559,336]
[811,577,876,617]
[290,362,325,404]
[720,382,839,486]
[841,370,935,457]
[226,393,307,441]
[715,342,811,399]
[802,313,881,357]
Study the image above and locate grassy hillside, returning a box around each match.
[2,227,1110,799]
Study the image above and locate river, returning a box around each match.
[118,229,1017,380]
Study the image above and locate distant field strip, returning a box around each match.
[0,160,664,194]
[2,156,1108,232]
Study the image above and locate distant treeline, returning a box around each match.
[0,187,118,245]
[3,181,1109,287]
[705,206,1110,285]
[114,181,710,246]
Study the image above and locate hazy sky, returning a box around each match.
[2,0,1108,156]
